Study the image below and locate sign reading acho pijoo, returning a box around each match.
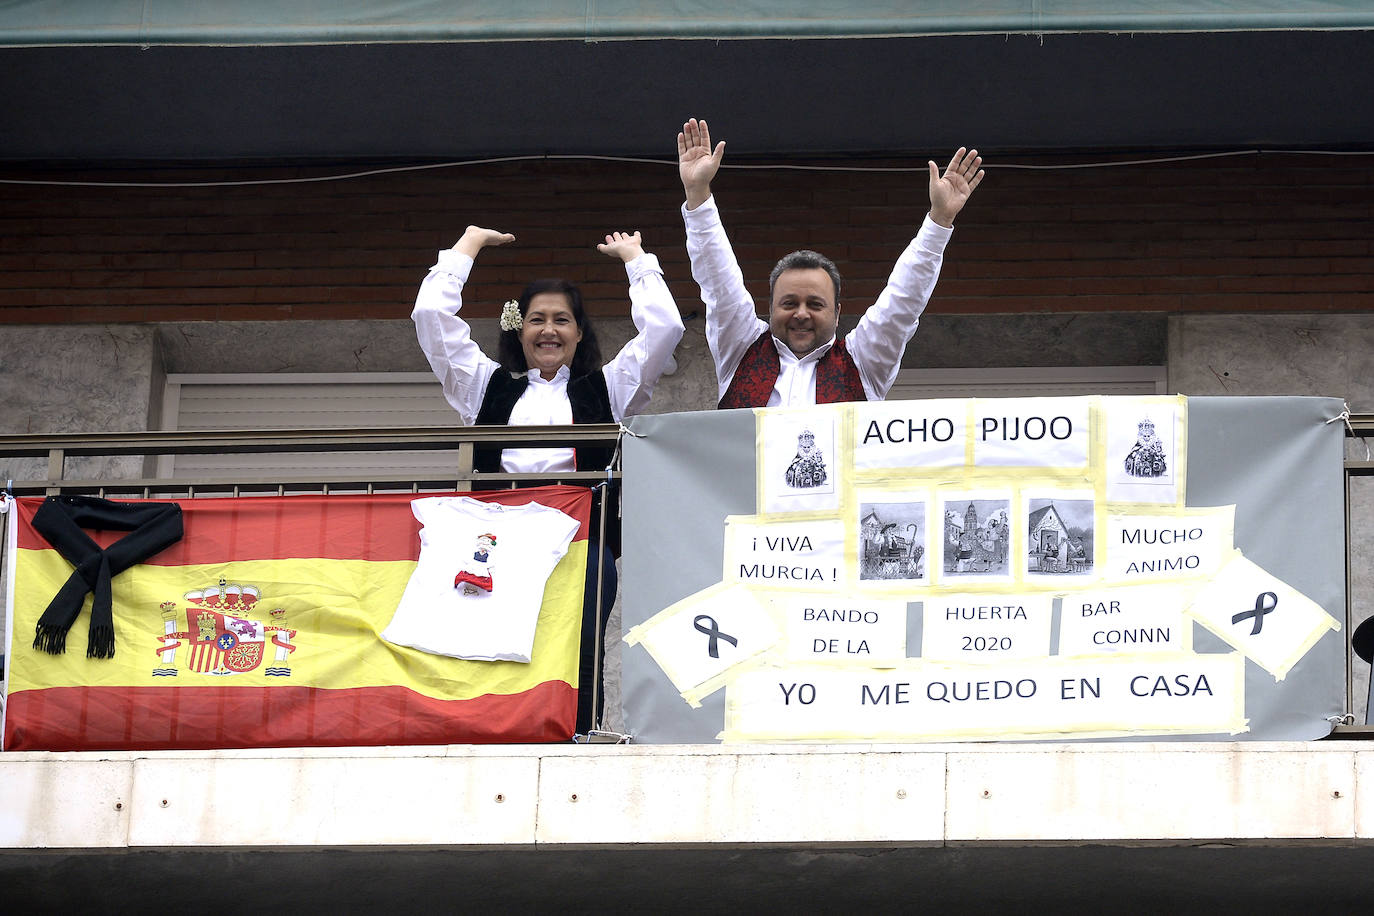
[3,487,592,751]
[621,396,1347,743]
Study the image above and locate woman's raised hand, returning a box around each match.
[454,225,515,259]
[597,230,644,263]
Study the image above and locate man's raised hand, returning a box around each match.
[678,117,726,211]
[928,148,985,229]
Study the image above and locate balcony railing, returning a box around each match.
[4,417,1374,733]
[0,423,623,496]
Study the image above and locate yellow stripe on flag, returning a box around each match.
[9,541,588,701]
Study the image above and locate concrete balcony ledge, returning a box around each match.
[12,742,1374,912]
[1,741,1368,850]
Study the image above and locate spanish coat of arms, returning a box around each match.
[153,578,297,677]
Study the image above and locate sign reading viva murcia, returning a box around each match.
[623,396,1346,743]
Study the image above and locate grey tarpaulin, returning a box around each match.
[621,397,1346,743]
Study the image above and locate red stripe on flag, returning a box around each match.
[187,641,222,673]
[3,681,578,750]
[13,486,592,562]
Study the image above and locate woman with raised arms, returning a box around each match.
[412,225,685,734]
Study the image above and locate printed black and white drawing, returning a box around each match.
[784,428,828,489]
[1123,416,1168,478]
[760,408,841,514]
[941,496,1012,578]
[1105,400,1180,501]
[1026,496,1095,577]
[858,499,926,582]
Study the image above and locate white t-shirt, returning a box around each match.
[382,496,580,662]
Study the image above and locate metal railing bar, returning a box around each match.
[2,471,619,496]
[1328,725,1374,739]
[1347,465,1356,718]
[1344,413,1371,720]
[0,424,620,458]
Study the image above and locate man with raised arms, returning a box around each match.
[677,117,984,408]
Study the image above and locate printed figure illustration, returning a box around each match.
[785,428,828,489]
[1027,498,1095,576]
[859,501,926,581]
[1124,416,1168,478]
[454,532,497,595]
[943,499,1011,576]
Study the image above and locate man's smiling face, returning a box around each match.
[770,267,839,357]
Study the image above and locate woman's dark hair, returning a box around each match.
[496,278,603,376]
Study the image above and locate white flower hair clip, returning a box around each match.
[499,299,522,331]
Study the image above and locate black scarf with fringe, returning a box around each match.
[31,495,184,658]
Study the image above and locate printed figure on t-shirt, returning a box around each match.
[454,532,497,595]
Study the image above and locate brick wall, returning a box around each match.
[1,152,1370,324]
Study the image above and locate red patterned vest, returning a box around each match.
[718,330,867,409]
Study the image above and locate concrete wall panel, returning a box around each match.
[945,745,1356,842]
[0,757,134,848]
[126,752,539,847]
[536,747,946,845]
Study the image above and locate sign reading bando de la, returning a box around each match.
[622,396,1346,743]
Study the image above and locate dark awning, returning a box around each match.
[2,4,1372,161]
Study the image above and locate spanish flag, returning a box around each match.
[2,486,590,750]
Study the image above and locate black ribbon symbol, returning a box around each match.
[693,615,738,659]
[1232,591,1278,636]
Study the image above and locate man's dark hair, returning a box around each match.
[768,250,843,307]
[496,278,603,376]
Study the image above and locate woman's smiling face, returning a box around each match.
[520,291,583,379]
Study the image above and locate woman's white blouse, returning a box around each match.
[412,248,684,473]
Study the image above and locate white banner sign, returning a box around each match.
[921,593,1055,663]
[724,654,1247,742]
[973,397,1091,468]
[771,592,907,664]
[724,517,848,590]
[1103,507,1235,582]
[853,399,966,470]
[1058,584,1195,656]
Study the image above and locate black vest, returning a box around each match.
[473,369,616,474]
